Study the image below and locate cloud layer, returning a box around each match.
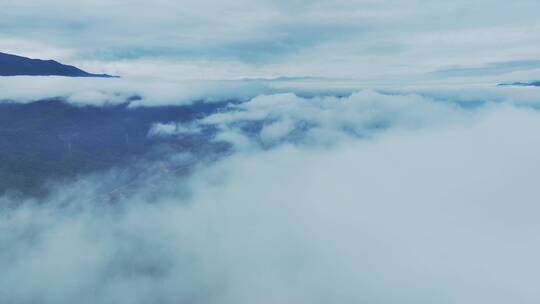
[2,85,540,303]
[2,0,540,80]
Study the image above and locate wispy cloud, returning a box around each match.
[433,60,540,77]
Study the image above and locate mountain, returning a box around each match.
[0,52,117,77]
[0,98,230,196]
[497,81,540,87]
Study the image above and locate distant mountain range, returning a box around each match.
[497,81,540,87]
[0,52,117,77]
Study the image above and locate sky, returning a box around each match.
[2,1,540,303]
[1,0,540,81]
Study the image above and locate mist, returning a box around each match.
[2,87,540,303]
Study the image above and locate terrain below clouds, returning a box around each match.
[0,98,231,196]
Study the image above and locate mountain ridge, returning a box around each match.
[0,52,117,78]
[497,81,540,87]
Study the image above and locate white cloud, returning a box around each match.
[0,77,276,106]
[259,118,295,145]
[148,122,201,137]
[200,90,467,147]
[2,97,540,303]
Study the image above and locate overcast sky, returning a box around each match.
[1,0,540,81]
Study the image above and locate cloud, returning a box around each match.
[148,122,202,137]
[433,60,540,77]
[2,0,540,80]
[2,85,540,303]
[197,90,470,147]
[0,77,278,106]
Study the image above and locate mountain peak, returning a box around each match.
[0,52,118,78]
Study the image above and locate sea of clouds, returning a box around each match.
[1,78,540,303]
